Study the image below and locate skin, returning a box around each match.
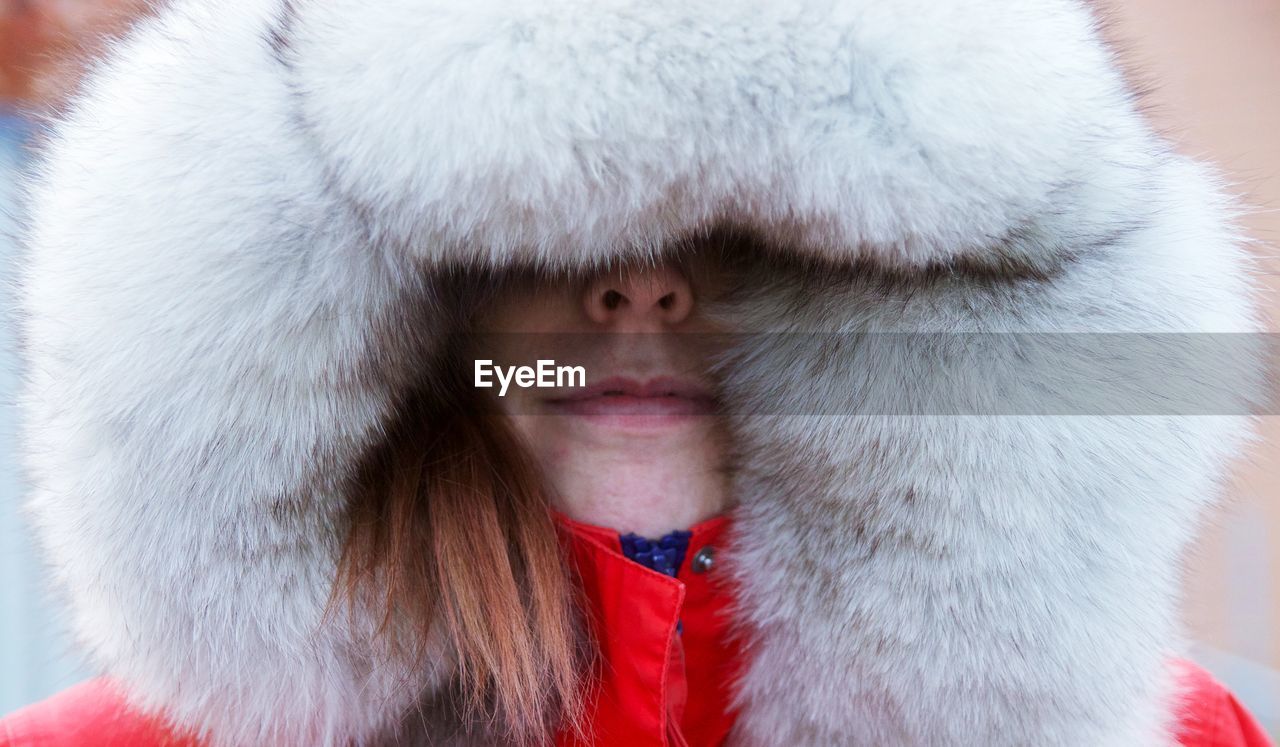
[473,254,732,536]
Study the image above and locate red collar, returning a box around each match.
[553,511,743,747]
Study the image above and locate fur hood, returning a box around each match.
[13,0,1265,744]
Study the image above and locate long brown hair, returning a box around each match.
[328,331,586,743]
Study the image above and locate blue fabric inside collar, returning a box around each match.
[618,529,692,578]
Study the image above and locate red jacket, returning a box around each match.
[1,513,1271,747]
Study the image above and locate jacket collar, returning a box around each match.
[553,511,741,747]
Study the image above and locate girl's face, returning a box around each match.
[472,251,731,531]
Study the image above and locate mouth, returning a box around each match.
[542,376,718,419]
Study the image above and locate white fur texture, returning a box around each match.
[12,0,1263,744]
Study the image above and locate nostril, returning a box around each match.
[585,265,692,325]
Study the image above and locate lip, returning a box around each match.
[542,376,718,421]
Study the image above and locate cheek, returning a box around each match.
[472,290,591,390]
[503,413,572,472]
[477,284,584,335]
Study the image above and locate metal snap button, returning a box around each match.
[690,546,715,574]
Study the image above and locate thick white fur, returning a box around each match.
[12,0,1262,744]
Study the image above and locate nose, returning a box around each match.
[582,263,694,329]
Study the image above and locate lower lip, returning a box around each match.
[543,394,718,424]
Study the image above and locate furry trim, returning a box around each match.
[14,0,1262,744]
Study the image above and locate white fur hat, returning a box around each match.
[14,0,1264,744]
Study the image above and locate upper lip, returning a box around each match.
[545,376,714,402]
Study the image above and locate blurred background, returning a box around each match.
[0,0,1276,735]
